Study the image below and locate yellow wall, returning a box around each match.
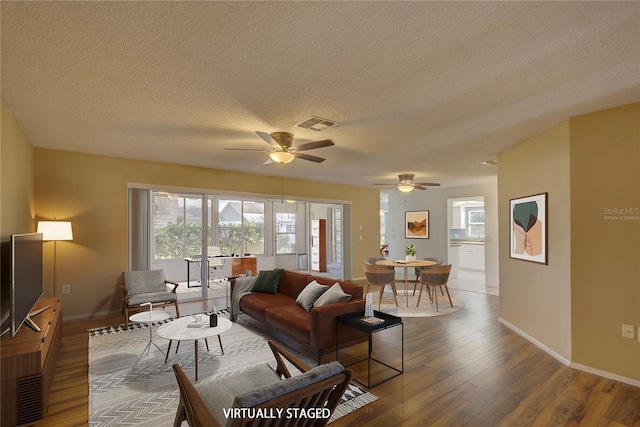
[499,102,640,382]
[570,103,640,380]
[1,102,36,239]
[33,149,380,317]
[498,120,573,361]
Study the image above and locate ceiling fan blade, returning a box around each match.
[415,182,441,186]
[224,148,271,152]
[373,183,396,186]
[294,139,334,152]
[294,153,325,163]
[255,131,280,149]
[413,184,429,190]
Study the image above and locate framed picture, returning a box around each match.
[510,193,548,264]
[405,210,429,239]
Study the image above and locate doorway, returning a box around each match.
[446,197,496,295]
[309,203,343,280]
[273,201,306,271]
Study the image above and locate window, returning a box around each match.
[275,212,296,254]
[218,199,265,256]
[467,208,485,238]
[152,192,202,260]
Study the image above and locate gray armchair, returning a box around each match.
[120,269,180,328]
[172,340,352,427]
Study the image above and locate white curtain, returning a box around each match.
[128,188,150,271]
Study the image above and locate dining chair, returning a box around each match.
[412,257,443,295]
[363,263,399,309]
[417,264,453,312]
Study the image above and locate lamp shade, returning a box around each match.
[269,151,295,164]
[37,221,73,241]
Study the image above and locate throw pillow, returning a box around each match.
[313,282,352,308]
[295,280,329,312]
[251,269,284,294]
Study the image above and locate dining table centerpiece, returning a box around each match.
[405,244,417,262]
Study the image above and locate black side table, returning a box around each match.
[335,310,404,388]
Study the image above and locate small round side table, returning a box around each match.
[129,310,172,369]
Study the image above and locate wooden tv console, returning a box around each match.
[1,298,62,427]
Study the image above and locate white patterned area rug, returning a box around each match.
[88,314,377,426]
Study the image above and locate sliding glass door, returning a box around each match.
[217,199,265,256]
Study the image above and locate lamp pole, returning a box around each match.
[37,220,73,298]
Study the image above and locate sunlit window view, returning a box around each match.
[217,200,265,256]
[275,212,296,254]
[152,193,202,260]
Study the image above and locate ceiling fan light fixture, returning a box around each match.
[270,151,295,164]
[397,183,414,193]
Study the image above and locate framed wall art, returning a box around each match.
[405,210,429,239]
[510,192,548,264]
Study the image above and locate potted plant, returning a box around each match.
[405,244,417,262]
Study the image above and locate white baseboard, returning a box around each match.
[498,317,640,388]
[571,363,640,388]
[497,317,571,366]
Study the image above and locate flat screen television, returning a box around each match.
[0,233,45,337]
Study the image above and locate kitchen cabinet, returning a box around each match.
[449,244,460,278]
[459,243,485,271]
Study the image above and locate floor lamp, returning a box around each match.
[37,220,73,297]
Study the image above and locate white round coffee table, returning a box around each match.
[157,315,232,381]
[129,310,172,369]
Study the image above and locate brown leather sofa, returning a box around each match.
[235,270,365,362]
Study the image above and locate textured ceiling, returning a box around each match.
[2,2,639,189]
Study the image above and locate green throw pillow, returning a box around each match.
[251,269,284,294]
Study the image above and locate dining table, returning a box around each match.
[375,259,437,307]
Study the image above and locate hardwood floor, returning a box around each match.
[37,290,639,426]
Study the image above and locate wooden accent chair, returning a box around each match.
[120,269,180,328]
[172,340,352,427]
[417,264,453,312]
[412,257,443,295]
[363,263,399,309]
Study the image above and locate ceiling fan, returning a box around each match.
[224,131,334,164]
[374,174,441,193]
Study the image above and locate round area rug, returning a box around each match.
[370,288,465,317]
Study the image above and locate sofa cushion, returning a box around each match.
[313,283,352,308]
[252,269,284,294]
[278,270,310,299]
[240,293,293,322]
[295,280,329,312]
[265,305,311,344]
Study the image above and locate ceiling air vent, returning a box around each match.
[295,116,337,131]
